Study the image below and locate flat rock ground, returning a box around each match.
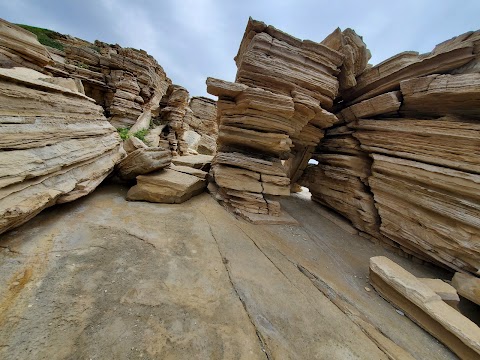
[0,184,456,360]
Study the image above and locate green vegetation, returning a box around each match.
[117,128,149,143]
[117,128,130,140]
[16,24,65,51]
[133,129,149,142]
[89,45,101,53]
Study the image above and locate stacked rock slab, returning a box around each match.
[0,67,123,235]
[0,19,53,72]
[147,87,218,156]
[369,257,480,359]
[7,22,172,129]
[298,28,381,238]
[301,30,480,273]
[207,18,343,218]
[126,155,211,204]
[183,96,218,155]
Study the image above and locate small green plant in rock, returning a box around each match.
[133,129,149,142]
[117,127,130,140]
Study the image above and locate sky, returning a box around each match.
[1,0,479,98]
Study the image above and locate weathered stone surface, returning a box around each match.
[0,67,122,235]
[235,18,343,109]
[300,161,378,237]
[342,30,480,104]
[338,91,402,122]
[353,116,480,174]
[400,73,480,119]
[168,163,208,179]
[0,19,52,71]
[127,169,206,203]
[369,155,480,273]
[419,279,460,302]
[322,27,371,90]
[452,272,480,306]
[116,148,172,180]
[122,136,148,153]
[171,154,213,171]
[370,256,480,359]
[207,18,345,218]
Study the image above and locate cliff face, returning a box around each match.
[0,18,220,235]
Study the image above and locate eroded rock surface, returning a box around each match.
[0,67,122,235]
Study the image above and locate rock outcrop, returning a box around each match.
[207,18,344,220]
[45,37,172,129]
[300,29,480,274]
[0,67,122,235]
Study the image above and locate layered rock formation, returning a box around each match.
[126,156,210,204]
[0,19,53,71]
[369,257,480,360]
[45,38,171,129]
[0,66,122,235]
[6,19,219,159]
[301,30,480,274]
[207,18,344,219]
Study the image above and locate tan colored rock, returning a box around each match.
[400,73,480,119]
[451,272,480,306]
[207,18,345,218]
[338,91,402,122]
[117,148,172,180]
[322,27,371,90]
[235,18,343,110]
[214,152,286,177]
[369,154,480,273]
[300,162,379,237]
[168,163,207,179]
[419,278,460,302]
[123,136,148,153]
[0,67,122,235]
[171,154,213,171]
[370,256,480,359]
[353,116,480,174]
[126,169,206,203]
[0,19,52,71]
[343,30,480,104]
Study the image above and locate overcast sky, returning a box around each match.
[1,0,479,97]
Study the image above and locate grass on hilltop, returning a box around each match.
[16,24,65,51]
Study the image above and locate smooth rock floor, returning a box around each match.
[0,184,455,359]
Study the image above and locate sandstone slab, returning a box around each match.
[370,256,480,359]
[127,169,206,204]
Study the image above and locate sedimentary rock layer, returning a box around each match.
[370,256,480,359]
[0,68,122,235]
[342,30,480,104]
[0,20,52,71]
[369,155,480,274]
[352,116,480,174]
